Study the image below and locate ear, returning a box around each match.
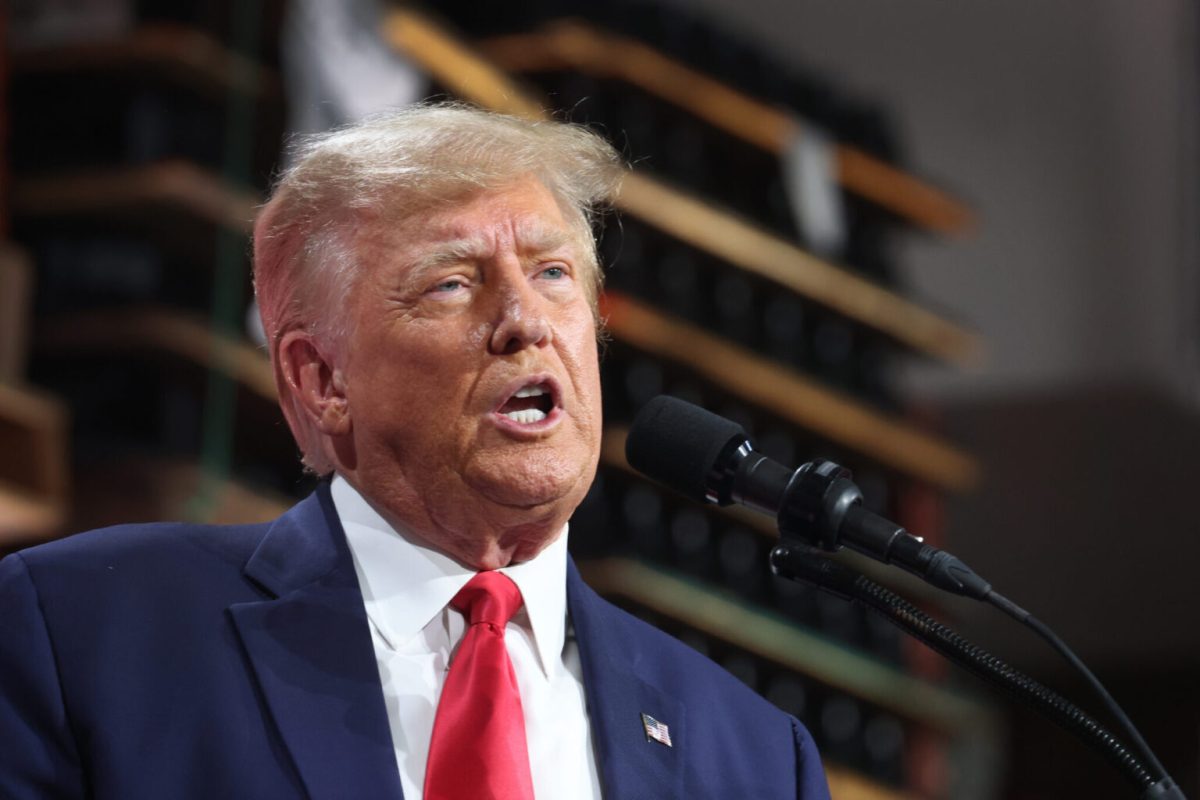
[276,329,351,436]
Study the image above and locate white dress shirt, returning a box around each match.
[333,476,603,799]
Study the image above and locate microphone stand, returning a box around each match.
[769,543,1186,800]
[621,396,1184,797]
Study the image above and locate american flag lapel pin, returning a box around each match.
[641,712,673,747]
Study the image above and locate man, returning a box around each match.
[0,104,830,799]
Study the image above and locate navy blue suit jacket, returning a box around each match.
[0,483,830,799]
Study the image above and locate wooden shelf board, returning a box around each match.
[579,556,999,737]
[0,381,71,505]
[0,480,65,547]
[478,21,975,236]
[0,380,68,433]
[12,160,260,236]
[601,292,979,491]
[381,7,979,366]
[383,11,546,119]
[614,172,979,365]
[12,23,275,99]
[39,307,276,402]
[71,456,290,531]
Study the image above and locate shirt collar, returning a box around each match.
[331,474,568,678]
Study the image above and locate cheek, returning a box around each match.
[346,326,451,417]
[467,322,489,349]
[558,315,603,411]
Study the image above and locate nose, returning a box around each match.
[488,269,552,356]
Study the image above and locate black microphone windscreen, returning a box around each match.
[625,396,747,501]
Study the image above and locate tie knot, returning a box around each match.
[451,571,524,628]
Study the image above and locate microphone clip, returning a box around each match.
[776,458,861,552]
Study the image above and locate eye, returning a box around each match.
[430,278,466,293]
[539,265,568,280]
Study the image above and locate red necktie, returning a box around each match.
[424,571,535,800]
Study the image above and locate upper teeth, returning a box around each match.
[514,385,547,398]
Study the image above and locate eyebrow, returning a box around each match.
[407,219,576,282]
[409,235,491,277]
[516,219,574,254]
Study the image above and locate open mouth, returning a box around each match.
[497,381,557,425]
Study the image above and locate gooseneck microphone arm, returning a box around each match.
[769,544,1181,800]
[625,396,1185,799]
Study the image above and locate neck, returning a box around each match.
[336,472,569,570]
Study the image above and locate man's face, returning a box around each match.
[336,176,602,566]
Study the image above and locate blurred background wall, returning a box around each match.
[692,0,1200,399]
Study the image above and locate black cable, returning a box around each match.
[985,589,1171,784]
[770,545,1159,793]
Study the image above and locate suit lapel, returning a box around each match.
[229,483,404,800]
[568,561,685,799]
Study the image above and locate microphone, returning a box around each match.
[625,396,992,600]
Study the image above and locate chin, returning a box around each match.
[468,451,594,512]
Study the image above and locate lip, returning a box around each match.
[488,373,565,437]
